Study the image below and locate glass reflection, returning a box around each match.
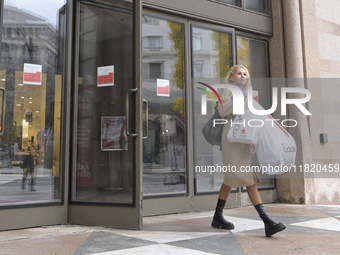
[192,26,232,193]
[0,0,65,206]
[214,0,241,7]
[244,0,270,15]
[142,16,187,197]
[237,35,274,188]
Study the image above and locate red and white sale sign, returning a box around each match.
[97,65,114,87]
[23,63,42,85]
[157,79,170,97]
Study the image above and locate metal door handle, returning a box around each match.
[0,88,5,136]
[126,88,138,137]
[143,99,148,139]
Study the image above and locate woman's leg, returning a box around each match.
[219,183,232,200]
[246,183,286,237]
[211,184,234,230]
[246,183,262,206]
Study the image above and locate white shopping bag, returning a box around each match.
[252,100,296,175]
[227,102,259,145]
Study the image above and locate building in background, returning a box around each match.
[272,0,340,205]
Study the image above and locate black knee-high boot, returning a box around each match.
[255,203,286,237]
[211,198,235,230]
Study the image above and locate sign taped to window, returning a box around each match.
[23,63,42,85]
[157,79,170,97]
[97,65,114,87]
[101,116,127,151]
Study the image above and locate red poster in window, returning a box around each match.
[23,63,42,85]
[157,79,170,97]
[97,65,114,87]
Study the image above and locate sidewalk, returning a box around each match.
[0,204,340,255]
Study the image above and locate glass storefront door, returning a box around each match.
[142,15,187,197]
[141,12,193,216]
[69,0,143,229]
[192,25,234,194]
[0,0,67,230]
[143,16,275,215]
[0,0,275,231]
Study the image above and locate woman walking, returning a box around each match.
[211,65,286,237]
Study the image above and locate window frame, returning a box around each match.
[0,0,67,210]
[235,32,275,191]
[143,35,163,50]
[208,0,272,17]
[190,22,236,195]
[141,11,190,199]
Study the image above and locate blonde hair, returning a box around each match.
[225,65,252,89]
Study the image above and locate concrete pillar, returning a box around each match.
[276,0,313,204]
[282,0,304,78]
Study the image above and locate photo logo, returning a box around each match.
[197,82,312,116]
[196,82,222,115]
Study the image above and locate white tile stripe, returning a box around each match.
[112,230,227,243]
[312,205,340,208]
[291,217,340,232]
[227,216,264,233]
[92,244,218,255]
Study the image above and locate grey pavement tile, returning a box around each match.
[168,233,246,255]
[143,216,228,233]
[72,230,157,255]
[310,205,340,217]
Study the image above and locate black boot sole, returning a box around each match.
[211,219,235,230]
[265,223,286,237]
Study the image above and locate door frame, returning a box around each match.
[68,0,143,229]
[141,10,192,216]
[142,10,277,216]
[141,10,239,216]
[189,19,238,211]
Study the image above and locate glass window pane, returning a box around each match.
[212,0,242,7]
[192,26,233,193]
[193,33,202,51]
[244,0,270,15]
[237,35,274,188]
[142,16,187,197]
[0,1,66,206]
[150,63,162,79]
[237,36,270,107]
